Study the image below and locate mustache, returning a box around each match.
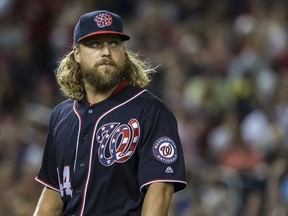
[95,59,116,67]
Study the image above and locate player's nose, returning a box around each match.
[100,43,111,56]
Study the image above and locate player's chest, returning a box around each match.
[53,111,142,168]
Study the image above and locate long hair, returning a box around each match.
[55,49,155,100]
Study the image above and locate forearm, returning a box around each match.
[33,187,63,216]
[141,183,174,216]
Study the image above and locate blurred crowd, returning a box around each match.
[1,0,288,215]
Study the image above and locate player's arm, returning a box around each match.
[33,187,63,216]
[141,182,174,216]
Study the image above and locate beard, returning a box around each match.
[81,59,126,94]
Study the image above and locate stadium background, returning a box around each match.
[1,0,288,215]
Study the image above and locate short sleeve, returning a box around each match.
[35,115,60,192]
[138,110,187,193]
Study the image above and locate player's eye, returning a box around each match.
[89,41,102,48]
[81,39,123,50]
[109,40,122,48]
[81,40,102,48]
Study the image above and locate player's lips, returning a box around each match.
[102,62,113,65]
[98,63,114,67]
[97,60,115,66]
[97,62,116,71]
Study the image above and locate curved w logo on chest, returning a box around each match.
[96,119,140,166]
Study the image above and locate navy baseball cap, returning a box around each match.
[73,10,130,45]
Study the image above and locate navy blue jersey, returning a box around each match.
[36,84,187,216]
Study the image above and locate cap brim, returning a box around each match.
[77,31,130,43]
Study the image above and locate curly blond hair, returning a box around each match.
[55,49,155,100]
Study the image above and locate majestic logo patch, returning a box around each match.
[94,12,113,28]
[165,166,174,173]
[153,137,178,164]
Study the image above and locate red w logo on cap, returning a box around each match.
[94,13,113,28]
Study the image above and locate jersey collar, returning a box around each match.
[110,79,129,96]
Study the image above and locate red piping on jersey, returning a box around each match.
[73,102,82,172]
[35,176,60,192]
[140,179,188,194]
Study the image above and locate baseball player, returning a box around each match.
[34,10,187,216]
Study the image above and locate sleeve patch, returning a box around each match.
[152,137,178,164]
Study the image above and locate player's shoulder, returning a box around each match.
[53,98,74,111]
[50,99,74,120]
[139,90,166,108]
[127,86,170,112]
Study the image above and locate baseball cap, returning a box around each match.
[73,10,130,45]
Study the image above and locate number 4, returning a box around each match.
[57,166,73,197]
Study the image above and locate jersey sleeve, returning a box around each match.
[138,109,187,193]
[35,114,60,192]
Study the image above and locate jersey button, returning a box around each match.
[84,134,88,140]
[88,109,93,114]
[80,163,85,167]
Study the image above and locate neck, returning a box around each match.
[85,84,118,105]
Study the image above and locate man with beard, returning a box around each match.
[33,10,187,216]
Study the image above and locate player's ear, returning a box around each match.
[73,46,81,63]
